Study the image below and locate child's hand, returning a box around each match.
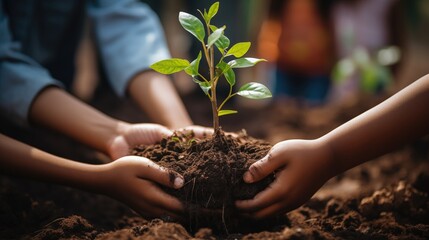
[236,139,335,219]
[108,123,173,160]
[98,155,184,220]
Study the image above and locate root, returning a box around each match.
[222,203,229,235]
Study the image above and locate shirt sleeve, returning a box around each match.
[88,0,171,97]
[0,6,63,123]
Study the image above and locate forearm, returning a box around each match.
[321,74,429,174]
[0,134,103,191]
[29,87,129,154]
[128,71,192,129]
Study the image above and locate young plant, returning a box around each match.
[150,2,271,132]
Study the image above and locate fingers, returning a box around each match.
[127,188,183,220]
[236,170,288,212]
[126,124,173,146]
[129,156,184,189]
[243,149,285,183]
[242,202,285,220]
[136,180,184,214]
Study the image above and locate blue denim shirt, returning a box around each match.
[0,0,170,123]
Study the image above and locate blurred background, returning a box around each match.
[11,0,428,160]
[72,0,428,141]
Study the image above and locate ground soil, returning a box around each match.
[1,90,428,239]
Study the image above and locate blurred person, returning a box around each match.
[237,73,429,219]
[258,0,335,105]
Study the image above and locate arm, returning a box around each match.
[29,87,173,160]
[322,74,429,173]
[237,74,429,218]
[1,5,172,160]
[128,71,192,129]
[89,0,192,129]
[0,133,184,218]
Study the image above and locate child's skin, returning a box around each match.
[0,133,184,219]
[29,86,211,160]
[237,74,429,219]
[1,84,213,219]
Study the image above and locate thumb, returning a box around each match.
[133,156,184,189]
[243,149,284,183]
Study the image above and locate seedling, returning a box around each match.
[151,2,271,132]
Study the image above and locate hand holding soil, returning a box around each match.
[239,73,429,220]
[237,139,334,219]
[97,156,184,220]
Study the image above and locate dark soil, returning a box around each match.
[1,90,429,239]
[131,129,278,234]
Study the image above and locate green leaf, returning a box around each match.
[216,61,235,86]
[228,58,266,68]
[150,58,190,74]
[210,25,230,52]
[224,68,235,86]
[193,78,211,95]
[207,2,219,22]
[209,25,217,32]
[207,27,225,49]
[218,109,237,117]
[216,61,230,74]
[185,51,202,76]
[216,35,230,52]
[204,9,208,21]
[226,42,251,57]
[179,12,205,42]
[237,82,272,99]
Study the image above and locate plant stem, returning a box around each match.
[202,22,220,133]
[217,86,236,112]
[209,46,219,132]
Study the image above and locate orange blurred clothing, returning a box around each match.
[259,0,333,76]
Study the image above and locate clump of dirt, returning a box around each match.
[131,129,278,233]
[31,215,96,240]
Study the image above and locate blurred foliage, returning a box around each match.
[332,46,400,93]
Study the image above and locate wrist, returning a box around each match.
[43,155,107,193]
[313,137,339,180]
[73,164,106,193]
[84,164,112,195]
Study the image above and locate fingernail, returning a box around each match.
[174,177,184,189]
[243,171,253,183]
